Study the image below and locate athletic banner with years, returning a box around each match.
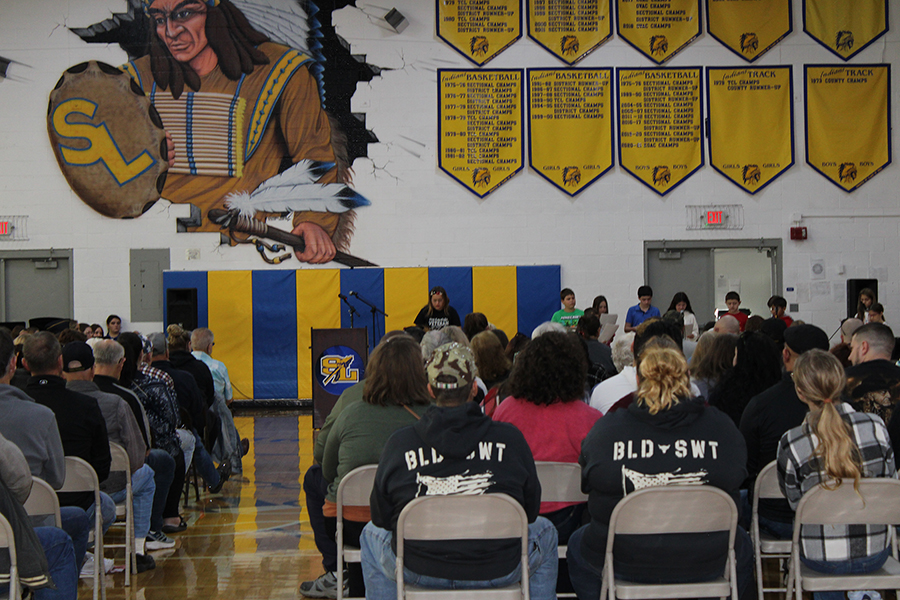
[805,65,891,192]
[707,67,793,194]
[528,69,614,196]
[438,70,525,198]
[527,0,611,65]
[707,0,792,63]
[617,0,701,64]
[617,68,703,196]
[438,0,522,66]
[803,0,888,61]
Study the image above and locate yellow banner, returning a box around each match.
[805,65,891,192]
[707,0,792,62]
[439,70,524,197]
[617,0,700,64]
[529,69,613,195]
[527,0,611,64]
[617,68,703,195]
[438,0,522,66]
[804,0,888,61]
[708,67,794,194]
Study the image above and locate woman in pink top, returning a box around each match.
[493,331,601,543]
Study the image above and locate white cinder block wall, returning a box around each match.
[0,0,897,334]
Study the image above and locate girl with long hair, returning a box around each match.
[413,286,461,331]
[708,331,782,427]
[666,291,698,340]
[856,288,877,322]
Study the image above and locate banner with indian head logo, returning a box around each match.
[803,0,888,61]
[617,68,703,196]
[438,70,525,198]
[527,0,612,65]
[438,0,522,66]
[528,69,614,196]
[805,64,890,192]
[616,0,701,64]
[707,66,794,194]
[707,0,792,63]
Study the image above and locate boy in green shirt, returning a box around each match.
[551,288,584,331]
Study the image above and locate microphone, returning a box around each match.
[349,291,358,297]
[338,293,349,301]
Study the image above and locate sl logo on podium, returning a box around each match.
[316,345,364,395]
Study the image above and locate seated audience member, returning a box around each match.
[843,323,900,450]
[166,325,214,409]
[493,331,600,543]
[532,321,566,339]
[744,315,765,332]
[690,332,738,399]
[624,285,660,333]
[413,286,460,332]
[856,287,877,322]
[402,326,425,344]
[589,331,639,414]
[829,318,864,369]
[722,291,749,331]
[91,324,104,339]
[577,314,617,387]
[714,314,741,335]
[505,332,531,362]
[767,295,793,327]
[740,324,829,538]
[105,315,122,341]
[311,336,432,597]
[778,349,895,600]
[611,332,635,373]
[470,331,512,391]
[552,288,584,332]
[491,328,509,351]
[868,302,886,324]
[759,317,788,355]
[708,332,782,427]
[462,312,489,341]
[568,342,753,600]
[57,329,86,346]
[80,323,94,339]
[360,343,558,599]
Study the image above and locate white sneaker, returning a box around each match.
[80,553,115,578]
[848,592,882,600]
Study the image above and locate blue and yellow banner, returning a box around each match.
[706,0,792,62]
[617,0,701,64]
[437,0,522,66]
[707,66,794,194]
[804,0,888,61]
[527,0,611,65]
[529,68,614,196]
[805,64,891,192]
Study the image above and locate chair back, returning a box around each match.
[754,461,784,501]
[62,456,105,600]
[107,442,135,585]
[534,461,586,503]
[608,485,737,538]
[23,477,61,528]
[108,443,130,477]
[0,512,19,600]
[336,465,378,521]
[794,478,900,529]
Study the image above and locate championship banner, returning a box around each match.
[707,0,792,63]
[527,0,612,65]
[616,0,701,64]
[804,0,888,61]
[805,65,891,192]
[438,0,522,66]
[617,68,703,196]
[528,69,613,195]
[438,69,525,198]
[707,67,793,194]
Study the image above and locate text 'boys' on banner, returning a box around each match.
[439,69,525,198]
[707,66,794,194]
[528,68,614,195]
[706,0,792,62]
[617,67,703,196]
[805,64,891,192]
[438,0,522,66]
[527,0,612,64]
[616,0,701,64]
[804,0,888,61]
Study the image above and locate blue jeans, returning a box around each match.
[178,428,220,487]
[109,463,156,540]
[145,449,175,532]
[800,546,891,600]
[59,507,90,568]
[85,492,116,535]
[566,524,756,600]
[34,526,77,600]
[360,517,558,600]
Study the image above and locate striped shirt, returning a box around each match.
[777,402,896,561]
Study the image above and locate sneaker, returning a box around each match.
[299,571,348,599]
[135,553,156,573]
[146,530,176,550]
[241,438,250,456]
[849,593,882,600]
[80,553,115,578]
[208,460,232,494]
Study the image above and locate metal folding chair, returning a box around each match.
[61,456,105,600]
[106,443,136,585]
[534,461,587,559]
[336,465,378,600]
[23,477,61,529]
[0,512,19,600]
[752,460,792,600]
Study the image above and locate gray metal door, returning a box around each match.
[646,246,716,327]
[0,251,73,322]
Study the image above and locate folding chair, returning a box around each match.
[0,512,20,600]
[534,461,587,559]
[752,460,792,600]
[23,477,61,529]
[600,486,739,600]
[395,493,530,600]
[106,443,136,586]
[786,478,900,600]
[61,456,105,600]
[336,465,378,600]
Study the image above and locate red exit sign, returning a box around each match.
[706,211,723,225]
[0,222,10,236]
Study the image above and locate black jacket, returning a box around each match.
[168,350,215,408]
[151,360,206,434]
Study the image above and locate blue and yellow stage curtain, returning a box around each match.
[162,265,560,399]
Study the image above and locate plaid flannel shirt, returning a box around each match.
[777,402,897,562]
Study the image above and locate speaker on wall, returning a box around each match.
[846,279,878,319]
[167,288,198,331]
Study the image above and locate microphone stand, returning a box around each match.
[340,295,361,328]
[351,292,388,347]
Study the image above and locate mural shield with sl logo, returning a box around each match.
[706,0,792,63]
[805,64,891,193]
[707,66,794,194]
[616,0,701,65]
[527,0,612,65]
[437,0,522,66]
[803,0,888,61]
[438,69,524,198]
[528,68,613,196]
[617,67,704,196]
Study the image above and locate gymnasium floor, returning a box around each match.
[94,410,321,600]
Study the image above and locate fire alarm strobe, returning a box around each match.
[790,227,808,240]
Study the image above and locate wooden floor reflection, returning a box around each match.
[93,410,320,600]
